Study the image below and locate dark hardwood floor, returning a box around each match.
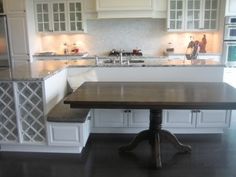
[1,123,236,177]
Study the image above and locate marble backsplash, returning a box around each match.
[38,19,222,56]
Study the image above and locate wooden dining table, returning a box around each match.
[64,82,236,168]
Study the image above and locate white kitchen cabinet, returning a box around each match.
[93,109,149,128]
[34,2,50,32]
[51,2,67,32]
[167,0,219,31]
[163,109,231,131]
[196,110,230,128]
[225,0,236,16]
[4,0,30,63]
[4,0,25,14]
[129,110,149,128]
[34,0,85,33]
[167,0,185,31]
[163,110,196,128]
[94,109,127,127]
[34,1,67,32]
[96,0,166,18]
[84,0,97,19]
[93,109,230,134]
[186,0,202,30]
[7,15,30,62]
[47,120,90,147]
[68,1,84,31]
[202,0,218,30]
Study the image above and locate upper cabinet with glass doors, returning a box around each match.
[167,0,219,31]
[168,0,184,31]
[203,0,218,30]
[68,1,83,31]
[34,0,85,33]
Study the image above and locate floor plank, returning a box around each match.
[1,125,236,177]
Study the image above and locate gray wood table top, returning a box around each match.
[64,82,236,110]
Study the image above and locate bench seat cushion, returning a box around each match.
[47,97,90,123]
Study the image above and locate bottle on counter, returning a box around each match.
[63,43,69,55]
[199,34,207,53]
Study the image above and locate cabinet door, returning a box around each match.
[129,109,149,128]
[167,0,185,31]
[51,2,67,32]
[0,82,18,143]
[196,110,230,128]
[4,0,25,14]
[68,1,84,32]
[47,121,90,147]
[34,2,51,32]
[186,0,202,30]
[15,81,46,144]
[163,110,196,128]
[7,15,29,61]
[94,109,127,127]
[225,0,236,16]
[203,0,218,30]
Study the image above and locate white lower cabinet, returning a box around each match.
[93,109,149,128]
[163,110,196,128]
[129,110,149,128]
[163,110,231,133]
[196,110,231,128]
[93,109,231,134]
[94,109,127,127]
[47,120,90,147]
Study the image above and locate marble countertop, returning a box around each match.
[33,52,88,57]
[0,59,224,81]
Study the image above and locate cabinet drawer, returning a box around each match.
[47,120,90,146]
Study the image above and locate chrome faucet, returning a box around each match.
[119,52,123,64]
[95,55,99,65]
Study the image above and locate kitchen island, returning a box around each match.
[0,59,231,153]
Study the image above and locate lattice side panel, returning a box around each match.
[0,82,18,143]
[16,81,46,144]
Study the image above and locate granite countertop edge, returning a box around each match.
[0,60,225,81]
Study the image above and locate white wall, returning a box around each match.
[39,19,221,56]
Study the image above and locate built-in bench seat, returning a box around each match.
[46,94,90,149]
[47,96,90,123]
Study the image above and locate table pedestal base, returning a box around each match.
[119,109,191,168]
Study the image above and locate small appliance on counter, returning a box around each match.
[185,40,200,60]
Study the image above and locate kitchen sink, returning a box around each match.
[102,59,145,64]
[102,59,144,65]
